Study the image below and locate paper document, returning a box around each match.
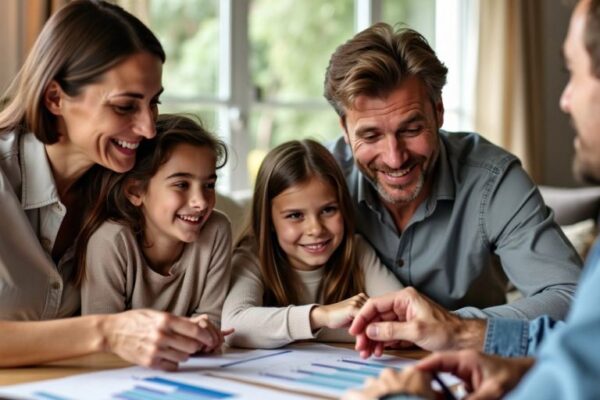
[210,344,459,398]
[0,366,306,400]
[0,344,459,399]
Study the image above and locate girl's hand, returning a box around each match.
[310,293,369,330]
[189,314,230,354]
[101,309,217,371]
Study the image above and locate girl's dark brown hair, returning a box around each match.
[237,139,364,306]
[0,0,165,143]
[74,114,227,285]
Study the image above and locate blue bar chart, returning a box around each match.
[0,344,456,400]
[2,367,305,400]
[213,344,419,397]
[259,358,398,392]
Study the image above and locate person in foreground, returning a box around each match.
[222,139,403,348]
[324,22,582,346]
[0,1,217,369]
[79,114,232,353]
[344,0,600,398]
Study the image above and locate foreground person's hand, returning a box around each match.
[342,366,436,400]
[417,350,534,400]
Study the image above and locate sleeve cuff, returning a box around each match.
[287,304,319,340]
[484,318,530,357]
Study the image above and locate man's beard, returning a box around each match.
[359,156,429,205]
[376,172,426,204]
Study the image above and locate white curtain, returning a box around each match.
[475,0,543,182]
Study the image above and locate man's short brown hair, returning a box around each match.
[324,23,448,119]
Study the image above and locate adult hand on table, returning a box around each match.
[101,309,217,371]
[349,288,486,358]
[417,350,534,400]
[189,314,234,354]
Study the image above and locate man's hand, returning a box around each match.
[348,288,486,358]
[342,367,436,400]
[417,350,534,400]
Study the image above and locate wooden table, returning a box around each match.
[0,353,131,386]
[0,346,428,387]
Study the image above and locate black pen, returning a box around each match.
[433,373,457,400]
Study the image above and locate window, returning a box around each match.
[122,0,476,196]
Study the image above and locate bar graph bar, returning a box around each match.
[313,362,383,376]
[33,392,73,400]
[110,377,235,400]
[340,358,400,370]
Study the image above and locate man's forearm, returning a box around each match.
[451,318,487,350]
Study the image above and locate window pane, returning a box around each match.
[158,103,218,134]
[250,107,341,148]
[246,107,341,183]
[383,0,436,45]
[147,0,219,99]
[249,0,354,102]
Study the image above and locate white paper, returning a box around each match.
[0,352,306,400]
[210,344,459,398]
[0,344,459,400]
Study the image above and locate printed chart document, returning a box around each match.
[210,344,459,398]
[0,348,302,400]
[0,344,459,399]
[0,364,306,400]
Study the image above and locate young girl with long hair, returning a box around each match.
[78,114,232,353]
[222,139,403,348]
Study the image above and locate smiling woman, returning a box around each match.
[0,0,218,370]
[46,52,163,175]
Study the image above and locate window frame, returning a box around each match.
[153,0,477,197]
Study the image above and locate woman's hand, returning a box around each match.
[310,293,369,330]
[343,366,436,400]
[100,309,217,370]
[189,314,234,354]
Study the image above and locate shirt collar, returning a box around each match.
[429,132,455,202]
[20,132,60,210]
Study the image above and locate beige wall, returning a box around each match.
[540,1,579,187]
[0,0,19,95]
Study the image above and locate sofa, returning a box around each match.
[540,185,600,259]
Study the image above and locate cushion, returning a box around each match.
[561,218,597,260]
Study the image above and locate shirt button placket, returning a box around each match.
[43,280,62,319]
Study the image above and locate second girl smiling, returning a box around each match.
[222,139,403,348]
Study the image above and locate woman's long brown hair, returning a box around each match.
[236,139,364,306]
